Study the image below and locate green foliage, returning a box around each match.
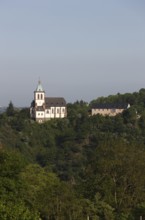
[0,150,40,219]
[0,201,40,220]
[1,90,145,218]
[81,139,145,216]
[130,203,145,220]
[6,101,15,116]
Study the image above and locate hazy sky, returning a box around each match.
[0,0,145,106]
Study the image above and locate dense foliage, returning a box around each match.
[1,89,145,219]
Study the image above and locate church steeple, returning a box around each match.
[34,80,45,107]
[36,80,44,92]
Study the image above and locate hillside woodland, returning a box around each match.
[1,89,145,219]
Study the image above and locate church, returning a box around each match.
[30,81,67,123]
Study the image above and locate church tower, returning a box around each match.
[34,80,45,107]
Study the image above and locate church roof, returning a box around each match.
[45,97,66,107]
[36,80,44,92]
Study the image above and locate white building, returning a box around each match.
[30,81,67,123]
[91,103,130,117]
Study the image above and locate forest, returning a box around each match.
[1,88,145,219]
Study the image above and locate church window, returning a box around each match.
[41,94,43,99]
[38,94,39,100]
[57,109,59,113]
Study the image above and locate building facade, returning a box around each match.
[91,103,130,117]
[30,81,67,123]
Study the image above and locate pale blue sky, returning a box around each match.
[0,0,145,106]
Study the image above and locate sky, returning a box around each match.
[0,0,145,107]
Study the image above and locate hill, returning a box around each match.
[1,89,145,219]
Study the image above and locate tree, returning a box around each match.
[0,201,40,220]
[0,150,40,219]
[6,101,15,116]
[81,139,145,217]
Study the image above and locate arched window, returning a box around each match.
[41,94,43,99]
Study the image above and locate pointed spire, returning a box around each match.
[36,80,44,92]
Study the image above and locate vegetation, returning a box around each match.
[1,90,145,219]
